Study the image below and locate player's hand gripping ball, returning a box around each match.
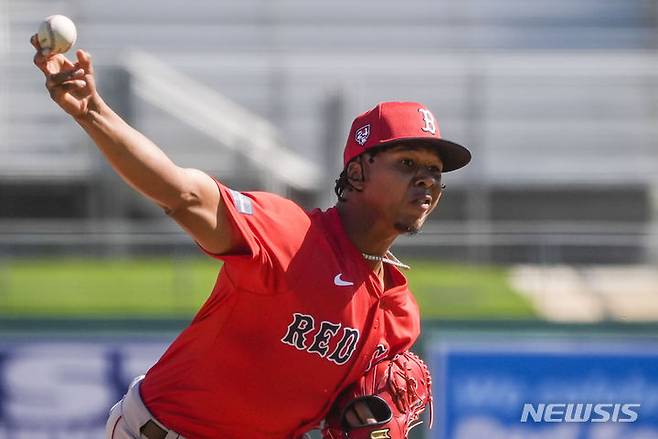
[322,351,433,439]
[37,14,77,55]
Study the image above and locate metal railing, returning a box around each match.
[123,51,324,194]
[0,219,652,264]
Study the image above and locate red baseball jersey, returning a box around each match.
[139,180,421,439]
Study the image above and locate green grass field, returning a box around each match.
[0,258,535,319]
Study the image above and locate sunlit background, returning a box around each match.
[1,1,658,438]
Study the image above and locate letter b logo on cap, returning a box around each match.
[418,108,436,134]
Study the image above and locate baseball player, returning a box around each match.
[31,36,470,439]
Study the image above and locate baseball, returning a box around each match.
[37,15,77,55]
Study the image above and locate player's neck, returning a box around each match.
[335,202,397,258]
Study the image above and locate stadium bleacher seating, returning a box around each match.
[2,0,657,262]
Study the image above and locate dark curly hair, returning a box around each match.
[333,166,356,202]
[334,144,397,202]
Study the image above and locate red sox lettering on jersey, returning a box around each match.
[281,313,360,365]
[366,343,389,372]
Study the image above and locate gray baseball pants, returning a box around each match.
[105,375,185,439]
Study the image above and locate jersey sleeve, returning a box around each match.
[198,179,312,294]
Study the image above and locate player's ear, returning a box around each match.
[346,158,366,191]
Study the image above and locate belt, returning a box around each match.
[140,420,168,439]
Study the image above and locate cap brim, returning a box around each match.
[379,137,472,172]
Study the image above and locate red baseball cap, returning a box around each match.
[343,101,471,172]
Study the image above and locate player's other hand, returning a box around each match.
[344,400,377,427]
[31,34,99,119]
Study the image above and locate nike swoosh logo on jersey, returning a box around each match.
[334,273,354,286]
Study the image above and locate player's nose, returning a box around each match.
[413,167,440,189]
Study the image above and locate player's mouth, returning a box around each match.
[410,194,433,212]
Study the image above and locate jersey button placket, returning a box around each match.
[374,299,384,330]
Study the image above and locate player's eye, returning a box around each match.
[401,158,415,168]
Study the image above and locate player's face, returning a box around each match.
[362,144,444,234]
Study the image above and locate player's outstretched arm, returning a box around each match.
[30,35,243,254]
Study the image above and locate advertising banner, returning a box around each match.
[0,337,171,438]
[427,337,658,439]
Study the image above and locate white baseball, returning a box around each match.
[37,15,77,55]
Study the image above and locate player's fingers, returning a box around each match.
[59,79,87,91]
[46,68,85,87]
[30,34,40,50]
[33,36,76,76]
[354,401,377,425]
[33,51,46,72]
[344,410,377,427]
[60,56,76,69]
[32,43,49,74]
[31,33,57,61]
[76,50,94,75]
[34,51,67,76]
[47,78,86,101]
[345,402,377,427]
[344,410,362,427]
[29,33,50,56]
[48,83,66,101]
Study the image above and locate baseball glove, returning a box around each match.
[322,351,433,439]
